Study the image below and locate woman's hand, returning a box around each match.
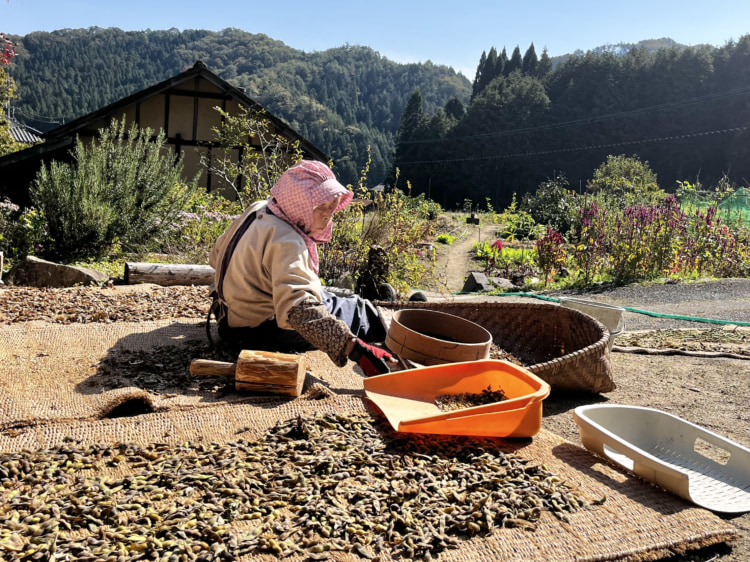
[347,338,396,376]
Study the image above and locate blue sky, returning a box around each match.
[3,0,749,78]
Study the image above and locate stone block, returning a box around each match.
[6,256,108,288]
[490,277,517,290]
[462,271,491,293]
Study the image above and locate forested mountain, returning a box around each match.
[394,36,750,209]
[4,27,470,186]
[549,37,689,67]
[4,28,749,205]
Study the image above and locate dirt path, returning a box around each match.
[427,221,503,293]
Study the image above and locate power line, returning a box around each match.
[8,105,70,124]
[395,125,750,166]
[400,87,750,146]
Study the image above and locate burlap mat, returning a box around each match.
[0,319,365,429]
[0,319,739,561]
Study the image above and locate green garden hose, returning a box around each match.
[451,291,750,327]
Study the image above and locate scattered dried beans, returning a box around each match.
[0,412,592,561]
[0,286,209,324]
[435,385,507,412]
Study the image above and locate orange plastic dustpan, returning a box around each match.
[363,360,550,438]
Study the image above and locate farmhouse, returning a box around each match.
[0,61,328,207]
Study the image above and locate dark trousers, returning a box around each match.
[218,289,386,353]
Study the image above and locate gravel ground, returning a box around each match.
[544,278,750,331]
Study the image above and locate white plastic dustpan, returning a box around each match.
[574,404,750,513]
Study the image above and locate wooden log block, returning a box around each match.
[125,262,215,286]
[190,350,306,396]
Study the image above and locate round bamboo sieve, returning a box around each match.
[385,309,492,365]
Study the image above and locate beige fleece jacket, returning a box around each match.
[209,201,323,329]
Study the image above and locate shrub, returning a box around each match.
[608,195,686,283]
[522,175,579,234]
[682,206,741,278]
[610,206,659,282]
[0,68,24,157]
[155,191,242,263]
[497,194,543,242]
[0,197,19,255]
[727,223,750,278]
[586,154,664,210]
[202,106,303,206]
[30,118,197,262]
[369,189,437,293]
[320,164,437,295]
[0,199,47,259]
[436,233,456,245]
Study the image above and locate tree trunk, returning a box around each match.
[124,262,215,286]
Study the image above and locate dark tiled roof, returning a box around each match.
[9,123,42,144]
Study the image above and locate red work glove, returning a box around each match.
[348,339,393,376]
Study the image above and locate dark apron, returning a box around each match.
[218,289,386,352]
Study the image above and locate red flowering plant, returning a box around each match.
[1,33,15,65]
[477,239,504,269]
[535,227,567,286]
[570,200,608,286]
[609,196,687,283]
[2,1,16,65]
[683,206,742,277]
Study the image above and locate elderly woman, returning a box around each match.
[209,160,396,376]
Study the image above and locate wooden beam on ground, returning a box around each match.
[124,262,215,286]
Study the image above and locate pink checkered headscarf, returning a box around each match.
[266,161,353,273]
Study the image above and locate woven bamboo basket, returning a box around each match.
[379,301,616,393]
